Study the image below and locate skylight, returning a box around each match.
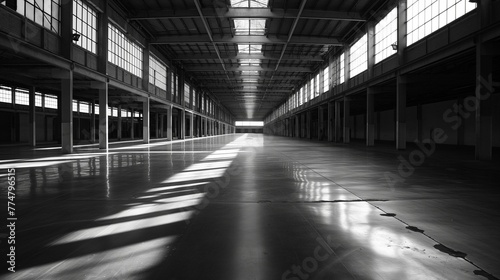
[241,70,259,75]
[234,19,266,35]
[238,44,262,54]
[240,59,260,66]
[230,0,269,8]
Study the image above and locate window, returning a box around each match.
[407,0,476,46]
[94,104,99,115]
[193,90,197,109]
[15,88,29,105]
[314,73,320,97]
[73,0,97,53]
[149,55,167,91]
[108,24,143,77]
[240,59,260,66]
[35,93,42,107]
[4,0,61,34]
[80,101,89,113]
[73,100,79,112]
[234,19,266,35]
[323,66,329,93]
[0,86,12,103]
[339,53,345,84]
[375,8,397,63]
[230,0,268,8]
[235,121,264,127]
[349,34,368,78]
[45,94,58,109]
[238,44,262,54]
[170,72,177,102]
[184,83,191,107]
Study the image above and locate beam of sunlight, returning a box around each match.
[51,211,193,246]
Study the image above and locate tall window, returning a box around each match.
[407,0,476,46]
[339,53,345,84]
[14,88,29,105]
[5,0,61,34]
[349,34,368,78]
[0,86,12,104]
[73,0,97,53]
[149,55,167,91]
[45,94,58,109]
[108,24,143,77]
[314,73,320,97]
[322,66,330,93]
[184,83,191,107]
[375,8,397,63]
[170,72,177,101]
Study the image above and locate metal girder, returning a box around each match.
[195,74,304,79]
[204,83,294,88]
[211,89,291,93]
[185,65,311,72]
[172,53,324,61]
[129,8,364,22]
[151,35,342,46]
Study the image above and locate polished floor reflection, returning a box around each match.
[0,134,499,279]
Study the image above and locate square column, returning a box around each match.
[61,70,73,154]
[366,88,375,146]
[167,105,173,140]
[91,99,96,143]
[343,97,350,144]
[143,97,150,144]
[334,101,342,143]
[396,75,407,150]
[327,102,334,142]
[318,106,324,140]
[29,86,36,147]
[99,82,108,149]
[130,108,135,140]
[117,105,122,140]
[159,113,164,138]
[190,112,194,138]
[180,110,186,139]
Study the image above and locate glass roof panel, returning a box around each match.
[230,0,269,8]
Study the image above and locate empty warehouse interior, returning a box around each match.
[1,0,500,279]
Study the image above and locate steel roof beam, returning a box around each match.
[172,53,324,61]
[185,65,312,72]
[130,8,365,22]
[151,35,342,45]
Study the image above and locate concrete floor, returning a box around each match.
[0,134,499,280]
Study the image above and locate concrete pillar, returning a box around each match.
[143,98,150,144]
[159,113,164,138]
[318,107,324,140]
[117,105,122,140]
[180,110,186,139]
[155,112,159,138]
[167,105,173,140]
[475,0,494,160]
[190,112,194,138]
[366,88,375,146]
[91,99,96,143]
[343,97,350,144]
[99,82,108,150]
[306,111,311,139]
[396,75,407,150]
[327,102,334,142]
[61,70,73,154]
[29,86,36,147]
[417,103,423,143]
[334,101,342,143]
[130,108,135,140]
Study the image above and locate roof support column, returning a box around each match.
[167,105,173,140]
[343,97,350,144]
[61,70,73,154]
[143,97,150,144]
[396,74,407,150]
[131,108,135,140]
[475,0,495,160]
[91,99,96,143]
[327,101,334,142]
[29,86,36,147]
[117,105,122,141]
[99,82,108,149]
[366,88,375,147]
[334,101,342,143]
